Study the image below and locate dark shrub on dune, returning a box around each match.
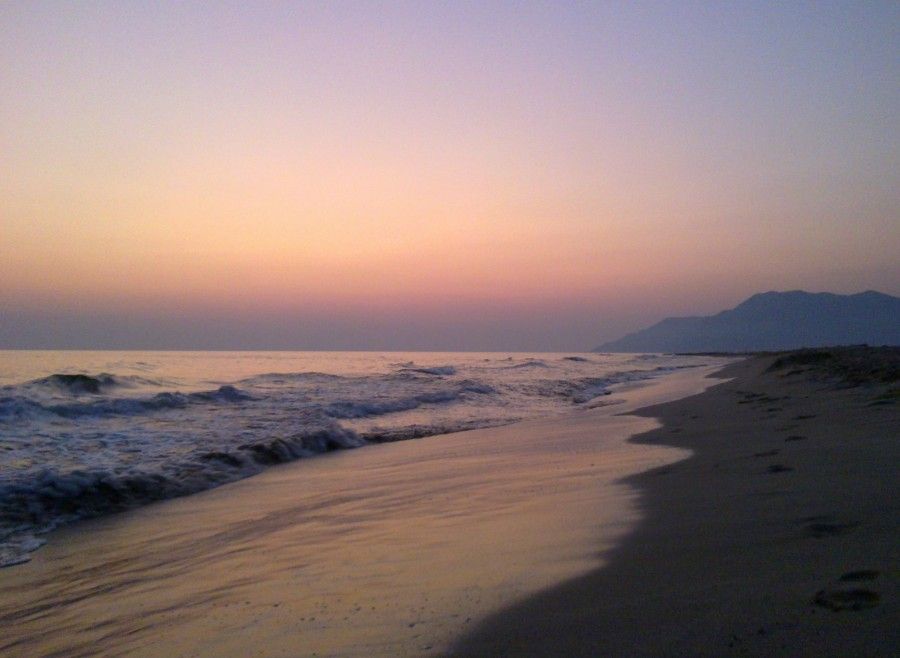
[767,346,900,384]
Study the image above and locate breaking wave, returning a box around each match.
[324,382,492,419]
[21,373,161,394]
[499,359,550,369]
[0,415,363,567]
[0,385,255,421]
[399,365,457,376]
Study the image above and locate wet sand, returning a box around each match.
[0,365,726,657]
[451,349,899,656]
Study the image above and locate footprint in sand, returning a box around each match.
[804,520,859,538]
[839,570,880,582]
[767,464,794,473]
[810,567,881,611]
[754,449,780,457]
[785,434,807,442]
[813,587,880,611]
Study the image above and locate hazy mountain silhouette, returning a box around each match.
[595,290,900,353]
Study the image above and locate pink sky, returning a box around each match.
[1,2,897,349]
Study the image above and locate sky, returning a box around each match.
[1,1,898,351]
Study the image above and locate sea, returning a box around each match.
[0,350,711,567]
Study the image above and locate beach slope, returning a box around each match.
[451,347,899,656]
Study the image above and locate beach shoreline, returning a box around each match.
[5,349,895,656]
[0,350,713,569]
[451,348,899,656]
[0,363,727,657]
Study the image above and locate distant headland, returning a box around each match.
[595,290,900,353]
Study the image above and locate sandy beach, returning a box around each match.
[0,364,724,657]
[452,348,899,656]
[2,350,896,657]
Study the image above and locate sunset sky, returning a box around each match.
[2,1,898,350]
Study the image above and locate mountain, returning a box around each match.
[595,290,900,353]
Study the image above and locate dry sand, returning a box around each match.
[0,365,726,657]
[451,348,899,656]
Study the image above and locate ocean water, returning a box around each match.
[0,350,709,567]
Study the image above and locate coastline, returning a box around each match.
[0,364,726,657]
[0,351,711,569]
[450,349,899,656]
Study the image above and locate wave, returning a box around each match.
[554,366,700,403]
[516,376,613,403]
[569,378,615,404]
[21,373,163,395]
[49,385,256,418]
[362,417,514,442]
[36,373,118,394]
[232,424,363,464]
[0,397,46,421]
[399,365,457,376]
[517,368,692,404]
[0,419,363,567]
[0,385,255,421]
[1,425,362,531]
[562,356,590,362]
[186,385,255,403]
[241,371,347,385]
[500,359,550,370]
[324,382,493,419]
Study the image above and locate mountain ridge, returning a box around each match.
[595,290,900,353]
